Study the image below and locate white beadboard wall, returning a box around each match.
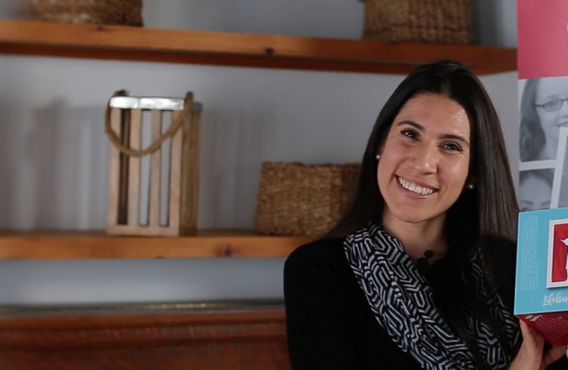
[0,0,518,305]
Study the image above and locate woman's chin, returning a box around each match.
[385,207,445,226]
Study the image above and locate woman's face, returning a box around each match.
[518,173,551,211]
[377,94,471,226]
[535,77,568,159]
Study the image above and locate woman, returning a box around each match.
[520,77,568,162]
[284,60,567,370]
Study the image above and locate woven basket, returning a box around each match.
[253,162,361,237]
[360,0,472,44]
[20,0,143,27]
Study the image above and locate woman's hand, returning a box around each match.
[508,320,566,370]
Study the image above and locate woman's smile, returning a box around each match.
[396,176,436,196]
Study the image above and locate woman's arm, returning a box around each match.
[284,245,361,370]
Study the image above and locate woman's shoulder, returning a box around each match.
[284,236,353,284]
[286,237,347,267]
[284,236,365,309]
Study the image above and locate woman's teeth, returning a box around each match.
[398,177,434,195]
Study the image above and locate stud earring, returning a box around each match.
[376,154,381,160]
[467,184,474,190]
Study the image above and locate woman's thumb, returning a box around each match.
[542,345,566,369]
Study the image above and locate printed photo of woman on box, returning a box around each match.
[518,169,553,212]
[520,76,568,162]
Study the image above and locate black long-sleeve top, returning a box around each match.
[283,237,568,370]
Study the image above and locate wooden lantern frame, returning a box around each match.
[105,91,202,237]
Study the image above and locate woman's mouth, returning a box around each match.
[397,176,436,196]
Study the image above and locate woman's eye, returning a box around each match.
[442,143,462,151]
[402,130,417,139]
[543,99,561,111]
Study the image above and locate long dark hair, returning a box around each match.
[326,60,519,366]
[520,79,545,161]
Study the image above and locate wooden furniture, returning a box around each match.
[0,19,516,76]
[0,230,314,259]
[0,303,290,370]
[106,92,202,237]
[0,19,518,259]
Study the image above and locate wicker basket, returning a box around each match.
[253,162,360,237]
[360,0,472,44]
[20,0,143,27]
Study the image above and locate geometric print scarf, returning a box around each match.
[343,221,521,370]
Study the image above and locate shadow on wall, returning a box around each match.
[0,103,20,228]
[25,101,109,230]
[199,102,271,230]
[0,97,275,232]
[11,98,274,231]
[0,1,18,18]
[471,0,515,47]
[141,0,364,39]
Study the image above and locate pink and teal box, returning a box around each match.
[515,207,568,345]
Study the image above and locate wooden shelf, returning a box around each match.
[0,230,315,260]
[0,19,517,75]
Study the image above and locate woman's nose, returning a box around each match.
[413,143,438,173]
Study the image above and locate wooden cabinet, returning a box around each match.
[0,304,290,370]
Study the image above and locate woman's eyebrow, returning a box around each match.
[397,120,424,131]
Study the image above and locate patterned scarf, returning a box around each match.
[343,221,520,370]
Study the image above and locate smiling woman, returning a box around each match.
[283,60,568,370]
[377,94,472,262]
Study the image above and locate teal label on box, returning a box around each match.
[515,208,568,315]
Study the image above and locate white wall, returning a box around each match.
[0,0,518,306]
